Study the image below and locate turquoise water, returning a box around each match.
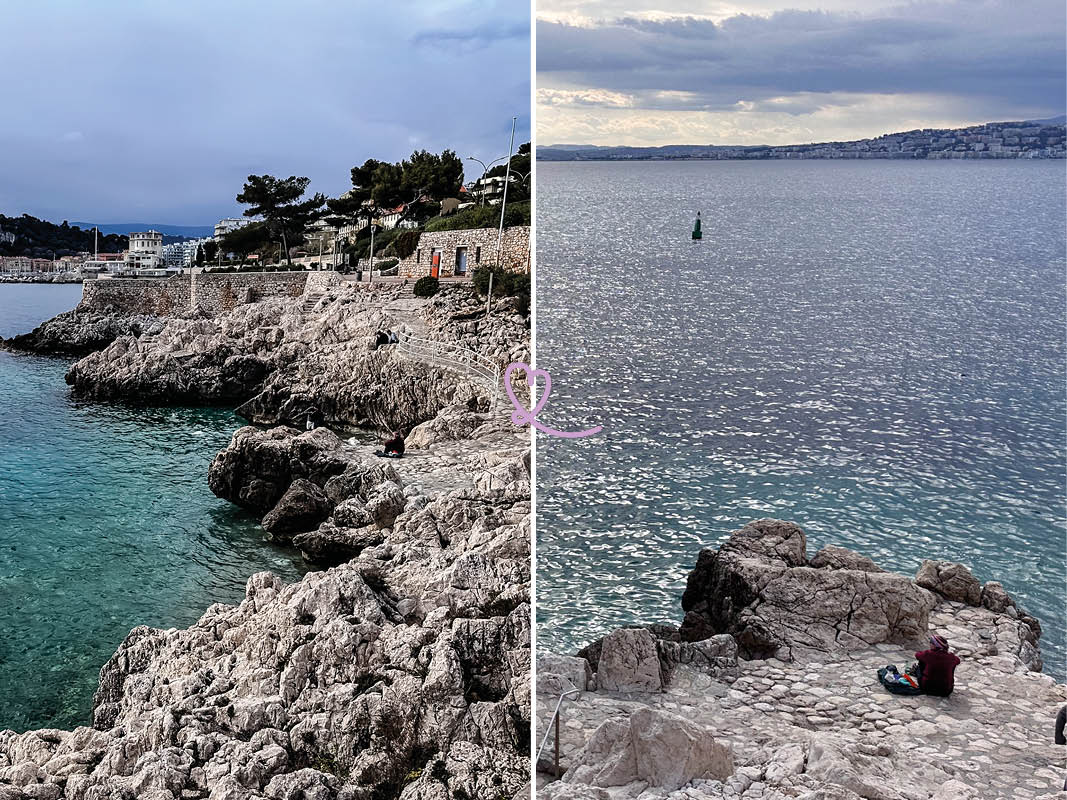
[0,284,309,732]
[537,160,1067,679]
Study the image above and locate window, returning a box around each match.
[416,249,421,264]
[475,247,481,264]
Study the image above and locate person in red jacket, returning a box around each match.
[913,634,961,696]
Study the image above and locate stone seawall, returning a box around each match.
[398,226,530,279]
[193,272,307,314]
[79,271,309,316]
[80,276,191,315]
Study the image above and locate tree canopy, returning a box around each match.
[236,175,325,265]
[218,221,271,260]
[326,148,465,227]
[0,214,127,258]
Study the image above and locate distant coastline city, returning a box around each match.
[538,117,1067,161]
[0,145,531,284]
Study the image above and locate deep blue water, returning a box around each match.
[536,160,1067,680]
[0,284,308,731]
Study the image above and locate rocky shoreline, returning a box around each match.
[536,520,1065,800]
[0,282,532,799]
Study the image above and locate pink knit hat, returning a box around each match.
[930,634,949,651]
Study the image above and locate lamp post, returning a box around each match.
[466,155,507,206]
[368,219,376,284]
[488,116,518,318]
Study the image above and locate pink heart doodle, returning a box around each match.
[503,362,602,439]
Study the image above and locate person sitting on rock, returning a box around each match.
[382,429,405,457]
[387,330,399,345]
[1055,705,1066,745]
[911,634,960,697]
[373,330,389,348]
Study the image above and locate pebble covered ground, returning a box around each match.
[538,604,1067,799]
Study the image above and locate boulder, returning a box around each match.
[595,628,663,693]
[538,784,611,800]
[208,426,347,515]
[292,523,382,566]
[538,655,593,693]
[915,561,983,606]
[656,634,738,684]
[261,479,330,541]
[980,581,1015,614]
[564,708,732,791]
[407,405,487,449]
[680,520,938,660]
[810,545,884,573]
[931,780,978,800]
[364,481,407,528]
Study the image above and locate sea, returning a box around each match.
[536,160,1067,680]
[0,283,308,731]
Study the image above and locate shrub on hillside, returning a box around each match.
[393,229,421,260]
[413,276,439,297]
[424,201,530,232]
[472,267,529,316]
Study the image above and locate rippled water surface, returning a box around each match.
[536,161,1066,679]
[0,284,308,731]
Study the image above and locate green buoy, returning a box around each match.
[692,211,702,240]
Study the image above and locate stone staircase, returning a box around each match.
[301,292,325,313]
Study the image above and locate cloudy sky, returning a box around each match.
[1,1,530,226]
[537,0,1065,146]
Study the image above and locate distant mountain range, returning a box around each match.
[70,222,215,239]
[538,117,1067,162]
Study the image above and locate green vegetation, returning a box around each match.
[235,175,325,266]
[392,229,420,260]
[473,266,529,316]
[0,214,127,258]
[424,200,530,232]
[217,221,271,261]
[326,149,463,233]
[483,142,531,203]
[412,276,439,297]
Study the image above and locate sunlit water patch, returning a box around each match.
[536,161,1066,680]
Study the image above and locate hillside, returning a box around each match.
[0,214,127,258]
[71,222,215,238]
[538,118,1067,162]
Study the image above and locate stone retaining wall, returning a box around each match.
[80,276,192,315]
[398,226,530,279]
[79,271,309,316]
[194,272,307,314]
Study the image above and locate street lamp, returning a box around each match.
[489,116,519,318]
[466,155,507,206]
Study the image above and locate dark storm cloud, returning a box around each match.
[538,2,1065,113]
[413,19,530,44]
[0,1,530,225]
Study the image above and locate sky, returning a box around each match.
[537,0,1066,146]
[0,1,530,226]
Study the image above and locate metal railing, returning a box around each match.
[395,333,501,407]
[536,688,581,779]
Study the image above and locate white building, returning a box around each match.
[214,217,250,239]
[126,230,164,270]
[162,239,207,269]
